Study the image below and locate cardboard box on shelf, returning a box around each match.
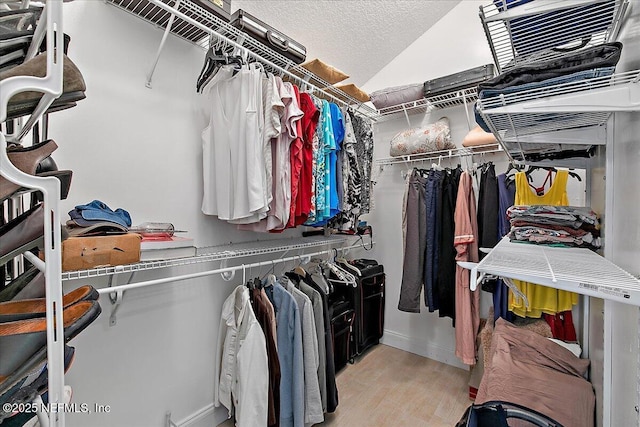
[54,233,141,271]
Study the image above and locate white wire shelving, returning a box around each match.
[477,69,640,163]
[104,0,379,121]
[375,87,479,123]
[374,143,504,168]
[61,236,355,280]
[468,237,640,306]
[479,0,628,73]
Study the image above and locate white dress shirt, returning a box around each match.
[214,285,269,427]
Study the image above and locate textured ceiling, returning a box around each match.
[231,1,461,87]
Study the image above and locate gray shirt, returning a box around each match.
[281,277,324,424]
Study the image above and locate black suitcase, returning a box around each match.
[357,270,385,355]
[423,64,496,98]
[330,307,355,372]
[230,9,307,64]
[329,261,385,357]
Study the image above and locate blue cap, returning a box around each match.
[71,200,132,228]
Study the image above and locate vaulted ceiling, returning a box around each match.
[232,1,462,88]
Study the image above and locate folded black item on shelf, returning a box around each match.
[478,42,622,91]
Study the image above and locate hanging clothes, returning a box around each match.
[329,103,345,219]
[309,97,327,225]
[454,171,480,366]
[493,172,516,322]
[294,266,339,412]
[295,92,319,226]
[437,166,462,321]
[250,287,281,427]
[281,277,324,424]
[348,110,374,214]
[296,277,328,413]
[398,169,427,313]
[424,169,444,312]
[214,285,269,427]
[202,64,267,221]
[477,163,499,256]
[327,109,363,232]
[286,85,305,229]
[265,279,305,427]
[271,80,304,232]
[510,170,579,318]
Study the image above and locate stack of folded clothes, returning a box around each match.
[65,200,131,237]
[506,205,601,250]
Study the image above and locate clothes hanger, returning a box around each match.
[196,46,227,93]
[291,254,307,277]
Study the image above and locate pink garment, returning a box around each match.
[238,77,302,232]
[454,171,480,365]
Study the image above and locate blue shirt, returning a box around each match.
[328,103,344,217]
[271,281,304,427]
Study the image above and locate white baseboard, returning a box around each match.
[380,329,468,370]
[167,404,229,427]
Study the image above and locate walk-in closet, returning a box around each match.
[1,1,639,426]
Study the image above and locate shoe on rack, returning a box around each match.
[0,344,75,423]
[0,285,99,323]
[0,267,45,303]
[0,300,101,395]
[0,204,44,267]
[0,53,86,120]
[1,140,60,203]
[20,169,74,202]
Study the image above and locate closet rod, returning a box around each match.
[97,241,373,296]
[146,0,378,121]
[375,144,504,167]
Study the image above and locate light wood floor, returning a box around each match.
[319,344,471,426]
[219,344,471,426]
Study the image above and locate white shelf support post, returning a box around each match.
[146,0,182,89]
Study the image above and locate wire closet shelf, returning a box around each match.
[472,237,640,306]
[479,0,628,73]
[375,87,479,122]
[61,236,355,281]
[105,0,379,120]
[374,144,504,167]
[477,69,640,162]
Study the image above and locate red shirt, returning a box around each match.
[286,85,304,228]
[295,92,319,226]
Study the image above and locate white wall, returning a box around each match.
[606,1,640,425]
[361,0,591,372]
[45,2,341,426]
[360,0,496,370]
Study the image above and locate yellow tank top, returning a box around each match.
[509,170,579,317]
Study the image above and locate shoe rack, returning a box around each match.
[0,1,67,426]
